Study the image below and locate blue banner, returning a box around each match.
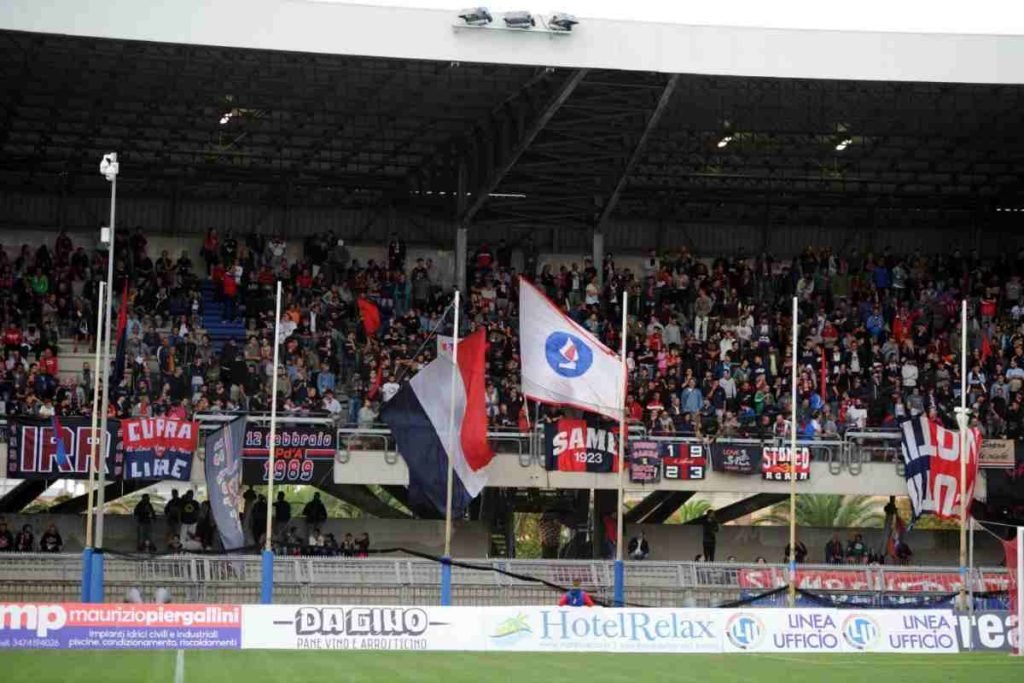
[205,417,247,551]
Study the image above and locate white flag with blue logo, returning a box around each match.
[519,278,624,421]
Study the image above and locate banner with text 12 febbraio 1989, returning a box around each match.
[241,424,336,484]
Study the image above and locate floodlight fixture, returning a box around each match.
[835,138,853,151]
[548,13,578,31]
[458,7,493,26]
[717,135,734,148]
[99,153,119,181]
[504,11,535,28]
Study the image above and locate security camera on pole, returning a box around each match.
[91,152,119,601]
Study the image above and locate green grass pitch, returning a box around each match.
[1,651,1021,683]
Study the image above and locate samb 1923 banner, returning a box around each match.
[241,424,337,484]
[121,417,198,481]
[5,418,122,480]
[544,416,621,473]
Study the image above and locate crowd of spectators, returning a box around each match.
[5,227,1024,443]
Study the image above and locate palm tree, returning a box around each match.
[668,499,713,524]
[756,495,884,528]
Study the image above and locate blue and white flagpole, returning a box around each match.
[260,280,283,604]
[82,280,105,602]
[614,289,628,608]
[788,296,798,608]
[92,153,119,603]
[441,289,460,606]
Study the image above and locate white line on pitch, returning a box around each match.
[174,649,185,683]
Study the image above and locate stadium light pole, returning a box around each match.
[614,289,628,608]
[955,299,969,612]
[261,280,283,604]
[788,296,798,608]
[93,152,118,601]
[441,288,460,607]
[81,281,105,602]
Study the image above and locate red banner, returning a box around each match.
[737,567,1006,593]
[121,417,198,481]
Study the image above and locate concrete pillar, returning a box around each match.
[592,230,605,287]
[455,227,468,295]
[592,488,617,559]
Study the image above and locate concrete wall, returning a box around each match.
[0,513,490,557]
[624,523,1005,566]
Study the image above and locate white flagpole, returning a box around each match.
[614,289,628,606]
[265,280,283,551]
[260,280,283,604]
[1016,524,1023,657]
[84,281,106,549]
[956,299,969,612]
[788,295,798,607]
[443,289,461,559]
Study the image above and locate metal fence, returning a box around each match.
[0,554,1005,607]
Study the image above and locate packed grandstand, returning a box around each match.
[3,229,1023,444]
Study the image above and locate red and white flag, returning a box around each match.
[899,416,981,521]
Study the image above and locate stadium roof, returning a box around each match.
[2,1,1024,234]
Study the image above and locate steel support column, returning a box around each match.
[460,69,588,228]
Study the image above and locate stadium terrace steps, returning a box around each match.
[200,279,247,353]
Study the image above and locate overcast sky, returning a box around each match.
[308,0,1024,35]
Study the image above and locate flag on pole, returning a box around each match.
[357,296,381,337]
[111,281,129,392]
[204,416,247,551]
[518,278,624,421]
[898,416,981,521]
[51,415,70,470]
[381,328,494,516]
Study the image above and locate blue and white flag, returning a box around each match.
[519,278,624,421]
[204,416,247,551]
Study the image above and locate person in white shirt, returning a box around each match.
[846,399,868,429]
[322,391,342,415]
[663,318,682,348]
[718,368,737,400]
[901,358,918,388]
[278,314,297,344]
[381,376,401,403]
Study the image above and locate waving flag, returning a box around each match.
[357,296,381,336]
[519,278,624,421]
[111,282,129,393]
[899,416,981,521]
[381,328,494,516]
[51,415,70,470]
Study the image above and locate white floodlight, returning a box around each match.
[548,13,578,31]
[504,11,535,28]
[458,7,493,26]
[99,153,118,181]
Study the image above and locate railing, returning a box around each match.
[0,555,1005,607]
[0,416,904,477]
